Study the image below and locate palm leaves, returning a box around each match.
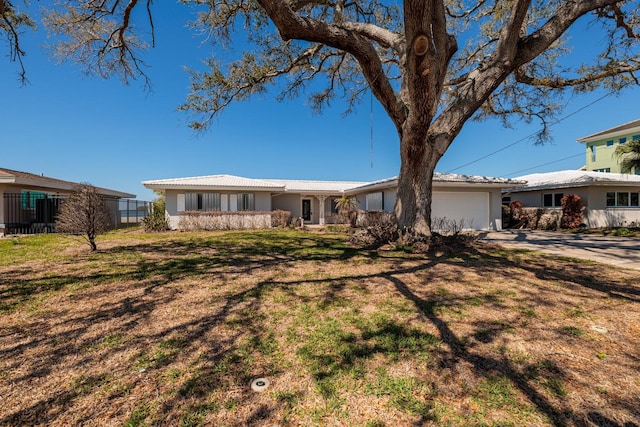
[615,139,640,174]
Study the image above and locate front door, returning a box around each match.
[302,199,312,222]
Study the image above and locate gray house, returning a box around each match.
[143,173,523,231]
[504,170,640,227]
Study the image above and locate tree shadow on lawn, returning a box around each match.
[0,231,364,314]
[0,270,297,425]
[2,235,639,425]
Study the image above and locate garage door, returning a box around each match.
[432,191,489,231]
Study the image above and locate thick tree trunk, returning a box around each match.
[395,129,447,237]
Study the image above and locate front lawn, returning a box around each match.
[1,229,638,426]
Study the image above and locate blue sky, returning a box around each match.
[2,3,639,201]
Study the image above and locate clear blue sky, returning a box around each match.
[2,3,639,201]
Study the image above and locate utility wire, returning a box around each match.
[503,152,584,177]
[446,92,613,173]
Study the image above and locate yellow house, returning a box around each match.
[577,119,640,174]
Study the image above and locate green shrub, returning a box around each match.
[143,197,170,232]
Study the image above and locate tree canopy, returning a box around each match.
[4,0,640,236]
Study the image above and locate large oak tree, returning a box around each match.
[4,0,640,236]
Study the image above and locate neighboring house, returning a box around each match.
[577,118,640,174]
[1,167,137,235]
[504,170,640,228]
[142,173,523,231]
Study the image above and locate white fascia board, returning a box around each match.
[577,121,640,143]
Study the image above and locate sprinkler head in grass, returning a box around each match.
[251,378,270,392]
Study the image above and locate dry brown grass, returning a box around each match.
[1,229,639,426]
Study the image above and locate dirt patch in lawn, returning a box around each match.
[1,229,639,426]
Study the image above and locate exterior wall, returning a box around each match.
[351,188,396,212]
[272,194,301,217]
[165,189,272,229]
[160,185,513,231]
[165,190,180,229]
[585,186,640,227]
[488,188,503,230]
[509,185,640,228]
[584,131,640,174]
[511,187,590,208]
[353,186,501,230]
[255,193,271,212]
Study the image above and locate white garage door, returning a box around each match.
[432,191,489,231]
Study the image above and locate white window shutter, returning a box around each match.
[177,194,186,212]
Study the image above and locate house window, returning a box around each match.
[617,192,630,207]
[606,140,614,147]
[590,145,596,162]
[619,137,627,144]
[365,192,384,211]
[606,192,616,207]
[593,168,611,173]
[543,193,564,208]
[185,193,221,211]
[607,192,640,207]
[237,193,254,211]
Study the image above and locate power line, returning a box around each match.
[446,92,613,173]
[503,152,584,177]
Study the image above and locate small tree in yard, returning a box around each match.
[55,184,112,251]
[561,194,584,229]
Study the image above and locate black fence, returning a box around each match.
[2,193,151,235]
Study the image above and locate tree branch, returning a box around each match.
[515,60,640,88]
[257,0,406,131]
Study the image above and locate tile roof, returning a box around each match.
[510,170,640,192]
[345,173,525,193]
[142,174,286,190]
[143,172,523,194]
[265,179,368,193]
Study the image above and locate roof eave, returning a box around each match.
[577,124,640,143]
[143,183,285,192]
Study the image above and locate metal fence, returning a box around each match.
[2,193,151,235]
[118,199,152,225]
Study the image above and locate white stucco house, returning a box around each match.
[504,170,640,227]
[142,173,524,231]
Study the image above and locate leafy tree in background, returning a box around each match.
[4,0,640,237]
[55,184,112,251]
[615,138,640,174]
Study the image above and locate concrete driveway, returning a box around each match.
[480,230,640,271]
